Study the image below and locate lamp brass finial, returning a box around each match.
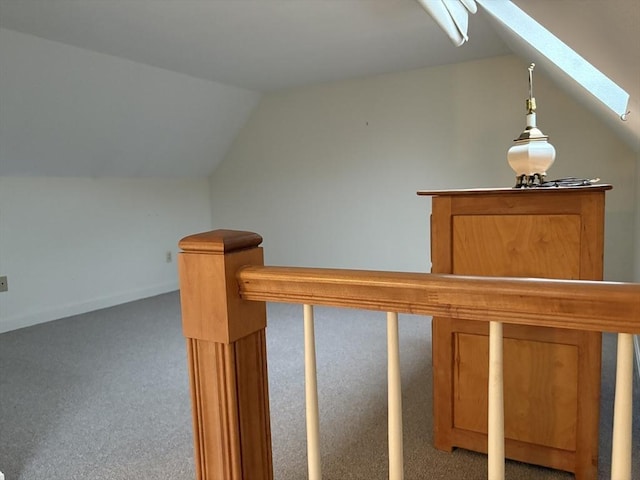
[526,63,536,113]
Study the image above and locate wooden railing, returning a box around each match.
[178,229,640,480]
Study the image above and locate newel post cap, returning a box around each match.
[179,229,263,254]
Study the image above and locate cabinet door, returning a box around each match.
[452,213,583,449]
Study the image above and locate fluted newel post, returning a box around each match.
[178,230,273,480]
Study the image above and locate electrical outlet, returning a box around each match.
[166,251,172,263]
[0,275,7,292]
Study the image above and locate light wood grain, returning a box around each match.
[454,333,578,450]
[179,248,266,344]
[417,184,612,197]
[452,215,581,279]
[179,230,273,480]
[237,266,640,334]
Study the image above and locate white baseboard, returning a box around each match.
[0,282,178,334]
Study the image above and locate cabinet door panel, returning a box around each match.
[452,215,581,279]
[453,332,578,450]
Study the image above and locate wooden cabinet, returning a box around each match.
[417,186,611,480]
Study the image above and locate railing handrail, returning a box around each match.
[237,265,640,334]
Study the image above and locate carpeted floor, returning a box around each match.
[0,292,637,479]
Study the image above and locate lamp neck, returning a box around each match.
[526,112,537,128]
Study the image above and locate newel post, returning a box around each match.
[178,230,273,480]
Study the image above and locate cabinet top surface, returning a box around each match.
[417,184,612,197]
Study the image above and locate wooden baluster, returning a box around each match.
[611,332,634,480]
[178,230,272,480]
[488,321,505,480]
[303,304,322,480]
[387,312,404,480]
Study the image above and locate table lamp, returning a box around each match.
[507,63,556,188]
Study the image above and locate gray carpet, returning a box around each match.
[0,292,637,479]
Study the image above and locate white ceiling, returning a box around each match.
[0,0,512,92]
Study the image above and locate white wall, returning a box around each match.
[636,161,640,282]
[0,28,261,177]
[0,29,258,332]
[0,176,211,333]
[210,55,637,280]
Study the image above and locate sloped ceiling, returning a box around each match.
[0,0,510,92]
[0,0,637,178]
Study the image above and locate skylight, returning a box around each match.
[417,0,631,120]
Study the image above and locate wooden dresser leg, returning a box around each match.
[432,317,454,452]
